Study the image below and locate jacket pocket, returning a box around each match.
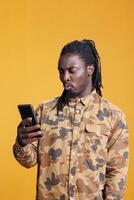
[84,124,109,154]
[83,125,108,185]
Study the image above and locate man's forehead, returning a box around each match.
[58,54,84,68]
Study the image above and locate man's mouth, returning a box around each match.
[63,83,73,90]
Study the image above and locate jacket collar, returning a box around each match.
[80,89,99,106]
[67,89,100,107]
[51,89,100,111]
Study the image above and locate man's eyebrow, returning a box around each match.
[58,64,79,69]
[69,65,80,69]
[58,65,79,69]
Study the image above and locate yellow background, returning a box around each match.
[0,0,133,199]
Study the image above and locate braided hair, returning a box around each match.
[56,39,103,114]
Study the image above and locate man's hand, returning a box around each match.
[17,118,43,147]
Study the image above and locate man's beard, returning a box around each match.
[65,89,78,99]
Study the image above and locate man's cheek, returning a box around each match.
[73,84,79,92]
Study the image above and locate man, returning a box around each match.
[13,39,129,200]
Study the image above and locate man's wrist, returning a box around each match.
[17,135,26,147]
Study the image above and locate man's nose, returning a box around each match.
[63,71,70,82]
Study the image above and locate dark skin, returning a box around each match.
[17,118,42,147]
[17,53,94,146]
[58,53,94,97]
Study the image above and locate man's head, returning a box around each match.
[58,53,94,98]
[56,39,103,112]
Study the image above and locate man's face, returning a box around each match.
[58,53,94,98]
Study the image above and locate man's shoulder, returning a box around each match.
[100,96,125,117]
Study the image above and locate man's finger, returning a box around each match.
[18,118,32,128]
[26,124,40,133]
[21,131,43,139]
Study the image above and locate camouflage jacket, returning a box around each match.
[13,90,129,200]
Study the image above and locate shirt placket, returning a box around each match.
[68,99,83,200]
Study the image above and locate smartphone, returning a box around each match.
[18,104,38,126]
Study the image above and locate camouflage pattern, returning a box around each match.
[13,90,129,200]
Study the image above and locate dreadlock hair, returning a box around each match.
[56,39,103,114]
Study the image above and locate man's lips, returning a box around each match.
[63,83,73,89]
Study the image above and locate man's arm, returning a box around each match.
[104,111,129,200]
[13,104,43,168]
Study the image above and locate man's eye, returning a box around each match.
[69,68,78,73]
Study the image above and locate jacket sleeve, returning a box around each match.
[13,140,38,168]
[13,104,43,168]
[104,111,129,200]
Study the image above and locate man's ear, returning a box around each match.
[87,65,94,76]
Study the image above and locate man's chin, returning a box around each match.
[65,89,77,98]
